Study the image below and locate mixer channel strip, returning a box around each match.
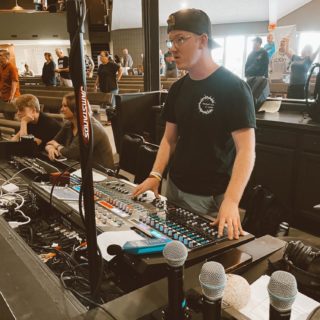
[136,206,228,250]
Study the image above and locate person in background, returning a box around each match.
[269,37,293,80]
[133,8,256,240]
[22,64,34,77]
[164,51,178,78]
[0,49,20,119]
[245,36,269,78]
[159,49,165,76]
[45,93,114,169]
[114,55,121,66]
[55,48,72,87]
[121,48,133,68]
[95,51,122,95]
[42,52,56,86]
[84,54,94,78]
[285,41,320,99]
[11,94,61,148]
[264,33,275,59]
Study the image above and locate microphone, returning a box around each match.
[268,271,298,320]
[199,261,227,320]
[163,240,188,320]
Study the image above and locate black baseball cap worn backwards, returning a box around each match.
[167,8,219,49]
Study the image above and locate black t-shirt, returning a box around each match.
[162,67,256,196]
[58,56,70,79]
[28,112,61,148]
[245,48,269,78]
[97,62,120,93]
[42,61,56,86]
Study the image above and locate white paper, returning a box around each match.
[239,275,320,320]
[258,100,282,113]
[97,230,144,261]
[71,168,107,182]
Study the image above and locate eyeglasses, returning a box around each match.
[166,35,192,49]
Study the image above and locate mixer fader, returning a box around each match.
[130,204,228,251]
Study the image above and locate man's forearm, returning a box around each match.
[152,137,176,175]
[19,121,28,137]
[223,149,255,204]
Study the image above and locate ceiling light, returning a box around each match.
[180,2,188,9]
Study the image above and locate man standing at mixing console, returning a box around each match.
[132,8,256,240]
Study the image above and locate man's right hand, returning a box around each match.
[132,177,160,198]
[21,115,34,123]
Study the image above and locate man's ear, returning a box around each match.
[199,34,209,49]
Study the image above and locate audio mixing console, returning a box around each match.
[31,174,237,254]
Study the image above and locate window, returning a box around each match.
[225,35,245,78]
[211,38,224,66]
[298,32,320,62]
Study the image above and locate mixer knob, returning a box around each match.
[188,241,195,248]
[167,229,173,237]
[183,238,189,246]
[173,232,179,240]
[155,222,160,229]
[163,226,168,234]
[150,219,155,226]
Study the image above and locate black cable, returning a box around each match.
[60,272,117,320]
[305,63,320,111]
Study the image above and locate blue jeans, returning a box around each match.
[110,89,118,106]
[165,178,224,217]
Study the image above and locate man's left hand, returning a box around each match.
[211,198,244,240]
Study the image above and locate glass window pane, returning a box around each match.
[225,35,245,78]
[211,38,224,66]
[298,32,320,62]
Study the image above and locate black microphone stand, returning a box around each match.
[66,0,100,301]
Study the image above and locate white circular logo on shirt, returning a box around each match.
[198,95,215,115]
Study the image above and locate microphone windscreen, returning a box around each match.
[107,244,123,256]
[268,271,298,311]
[222,274,251,309]
[199,261,226,301]
[163,240,188,267]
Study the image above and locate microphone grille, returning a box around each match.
[163,240,188,267]
[199,261,227,301]
[268,271,298,311]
